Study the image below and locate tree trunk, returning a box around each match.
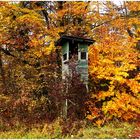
[0,50,7,94]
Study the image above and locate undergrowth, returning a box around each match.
[0,119,137,139]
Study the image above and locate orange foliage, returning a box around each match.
[87,1,140,125]
[0,1,140,126]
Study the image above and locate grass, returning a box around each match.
[0,120,137,139]
[75,121,135,139]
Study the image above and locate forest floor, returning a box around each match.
[0,120,139,139]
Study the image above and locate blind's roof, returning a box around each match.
[56,35,95,46]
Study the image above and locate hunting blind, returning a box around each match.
[56,35,94,118]
[56,35,94,86]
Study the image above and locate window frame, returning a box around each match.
[63,53,68,62]
[81,52,87,60]
[79,51,88,61]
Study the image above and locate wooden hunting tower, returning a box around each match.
[56,35,94,87]
[56,35,94,118]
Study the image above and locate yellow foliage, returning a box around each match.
[0,1,140,126]
[87,1,140,125]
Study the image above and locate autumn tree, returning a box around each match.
[0,1,140,126]
[0,2,62,125]
[86,1,140,126]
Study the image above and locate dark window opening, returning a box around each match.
[63,53,67,61]
[81,52,87,60]
[114,61,122,67]
[69,41,78,60]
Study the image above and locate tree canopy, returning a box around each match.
[0,1,139,126]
